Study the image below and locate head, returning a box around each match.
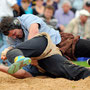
[84,1,90,12]
[21,0,31,10]
[79,9,90,23]
[62,1,71,13]
[36,0,44,7]
[44,5,55,20]
[0,17,23,39]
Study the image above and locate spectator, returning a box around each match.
[75,0,90,17]
[32,0,45,16]
[14,0,32,16]
[39,5,58,29]
[54,0,74,32]
[43,0,58,11]
[0,0,20,17]
[65,9,90,39]
[21,0,32,14]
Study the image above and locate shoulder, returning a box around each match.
[70,18,79,25]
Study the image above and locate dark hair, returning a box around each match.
[0,17,21,36]
[86,1,90,7]
[45,5,55,13]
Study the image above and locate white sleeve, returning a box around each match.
[7,0,17,7]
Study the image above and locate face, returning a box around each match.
[62,3,71,13]
[8,29,23,39]
[44,9,53,19]
[80,16,88,23]
[21,2,30,10]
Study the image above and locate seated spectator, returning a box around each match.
[21,0,33,14]
[39,5,58,29]
[65,9,90,39]
[32,0,45,16]
[14,0,32,16]
[75,0,90,17]
[54,1,74,32]
[43,0,58,11]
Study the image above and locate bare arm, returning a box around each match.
[1,46,13,60]
[0,64,32,79]
[28,23,39,40]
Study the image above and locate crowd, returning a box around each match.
[0,0,90,64]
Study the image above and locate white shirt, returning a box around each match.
[0,0,17,18]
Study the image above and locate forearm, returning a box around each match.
[0,65,32,79]
[28,23,39,40]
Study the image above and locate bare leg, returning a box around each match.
[0,64,32,78]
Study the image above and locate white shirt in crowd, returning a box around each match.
[0,0,17,18]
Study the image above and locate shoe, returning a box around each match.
[87,59,90,65]
[8,57,31,74]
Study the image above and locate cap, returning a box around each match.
[80,9,90,17]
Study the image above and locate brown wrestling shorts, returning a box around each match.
[56,32,80,61]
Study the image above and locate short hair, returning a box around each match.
[0,17,21,36]
[62,0,71,7]
[45,5,55,12]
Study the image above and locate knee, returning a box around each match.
[6,49,23,64]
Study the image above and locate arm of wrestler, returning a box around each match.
[28,23,40,40]
[0,64,32,79]
[1,47,13,60]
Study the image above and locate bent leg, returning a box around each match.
[6,36,47,63]
[6,36,48,74]
[75,39,90,58]
[38,54,90,80]
[15,36,47,57]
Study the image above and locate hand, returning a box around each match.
[1,48,10,61]
[31,59,38,66]
[59,25,65,32]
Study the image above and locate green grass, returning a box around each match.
[73,61,90,67]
